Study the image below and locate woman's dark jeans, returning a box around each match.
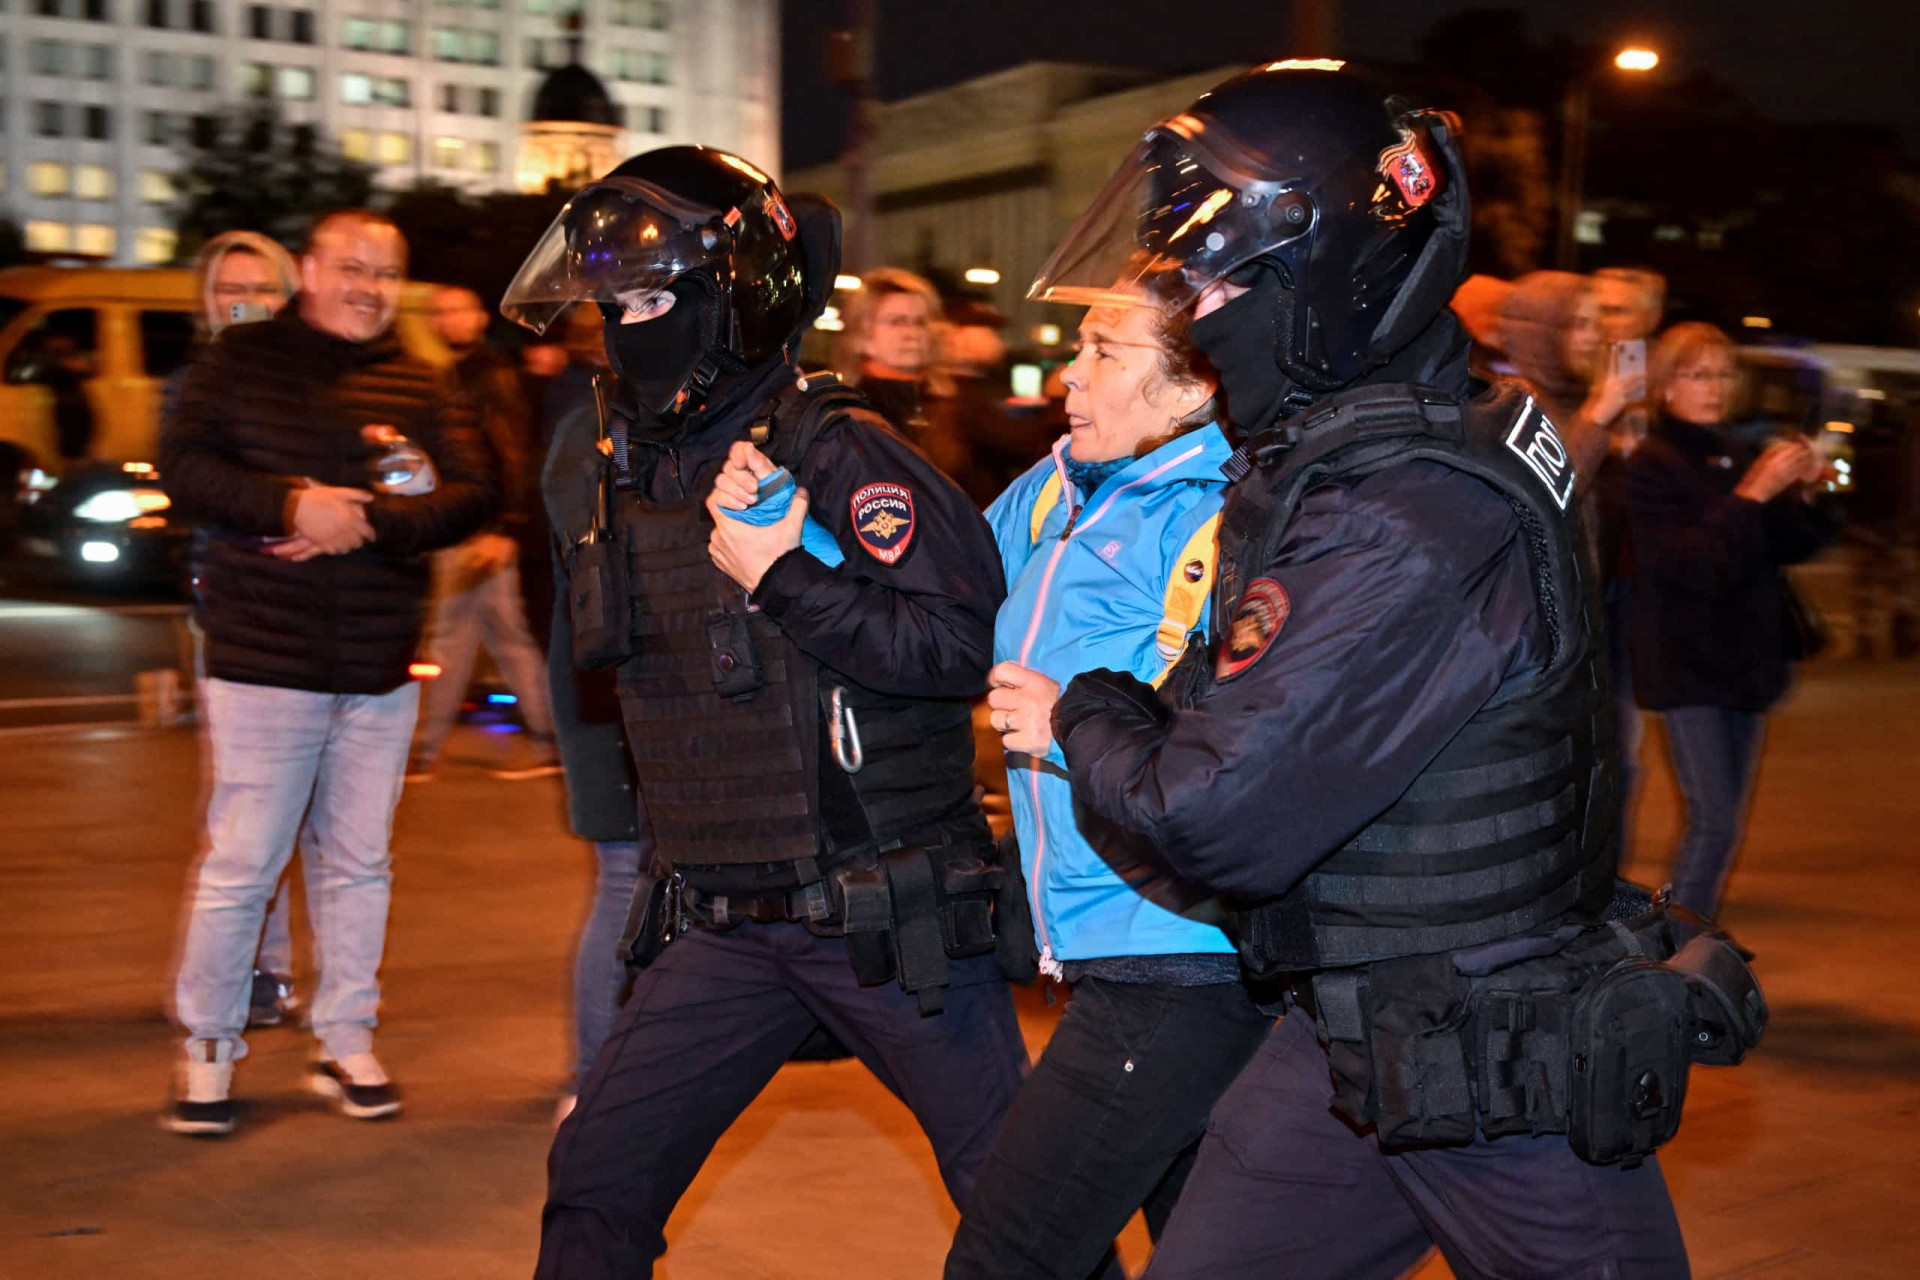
[945,976,1273,1280]
[1662,705,1767,918]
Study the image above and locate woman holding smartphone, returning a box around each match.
[1626,322,1837,918]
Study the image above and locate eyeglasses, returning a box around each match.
[1674,367,1737,385]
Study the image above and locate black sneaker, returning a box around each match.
[308,1054,402,1120]
[246,970,298,1029]
[165,1044,236,1136]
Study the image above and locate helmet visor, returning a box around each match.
[501,177,730,334]
[1028,125,1316,314]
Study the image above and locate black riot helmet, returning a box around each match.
[502,145,814,417]
[1031,61,1470,405]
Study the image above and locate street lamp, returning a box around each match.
[1556,45,1661,269]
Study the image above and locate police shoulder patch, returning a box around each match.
[850,482,916,565]
[1215,578,1290,680]
[1504,396,1576,512]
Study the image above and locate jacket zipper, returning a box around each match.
[1017,439,1212,979]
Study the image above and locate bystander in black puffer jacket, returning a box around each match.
[161,301,494,694]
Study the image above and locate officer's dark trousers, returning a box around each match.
[535,921,1029,1278]
[944,977,1272,1280]
[1143,1011,1692,1280]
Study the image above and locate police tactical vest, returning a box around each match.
[611,381,980,881]
[1207,380,1618,974]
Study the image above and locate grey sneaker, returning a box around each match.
[246,970,298,1029]
[165,1041,236,1136]
[308,1052,402,1120]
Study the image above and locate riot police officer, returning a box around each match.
[1011,64,1717,1276]
[502,146,1027,1277]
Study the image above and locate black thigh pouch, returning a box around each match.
[829,840,1001,1014]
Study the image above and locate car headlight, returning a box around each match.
[74,487,171,522]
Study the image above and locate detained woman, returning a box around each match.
[1626,322,1836,918]
[944,285,1271,1280]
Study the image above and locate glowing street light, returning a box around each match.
[1556,44,1663,268]
[964,267,1001,286]
[833,274,863,291]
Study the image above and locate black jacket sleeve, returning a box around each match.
[748,412,1006,697]
[159,342,298,536]
[1626,443,1772,594]
[1761,491,1840,566]
[363,374,495,556]
[1055,463,1542,901]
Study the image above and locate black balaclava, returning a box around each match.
[1189,265,1294,434]
[604,275,734,425]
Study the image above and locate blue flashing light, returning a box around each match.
[486,693,519,704]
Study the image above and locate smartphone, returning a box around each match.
[228,301,273,326]
[1611,339,1646,399]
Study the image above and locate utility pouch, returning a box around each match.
[617,869,687,971]
[1566,958,1692,1167]
[706,610,766,700]
[569,535,632,670]
[1669,932,1768,1066]
[1358,956,1479,1149]
[991,831,1040,984]
[834,864,896,986]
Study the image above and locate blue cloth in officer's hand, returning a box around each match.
[720,466,845,567]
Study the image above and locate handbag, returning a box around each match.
[1778,574,1828,662]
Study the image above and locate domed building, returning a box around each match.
[516,37,626,194]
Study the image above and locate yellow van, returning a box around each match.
[0,266,453,482]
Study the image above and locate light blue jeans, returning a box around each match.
[174,677,419,1061]
[411,546,557,766]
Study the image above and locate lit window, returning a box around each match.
[341,72,372,104]
[145,50,171,84]
[470,30,498,64]
[25,221,72,252]
[29,162,72,196]
[433,27,462,60]
[76,224,116,256]
[241,62,272,96]
[81,43,113,78]
[136,226,179,264]
[434,136,463,168]
[276,66,314,99]
[526,0,547,12]
[380,19,410,52]
[140,170,175,203]
[375,76,410,106]
[376,132,411,164]
[342,16,375,48]
[1574,210,1606,246]
[340,127,371,160]
[470,140,500,172]
[75,165,115,199]
[187,55,214,89]
[647,0,668,30]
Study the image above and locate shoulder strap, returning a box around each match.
[1152,513,1220,685]
[1028,471,1065,546]
[753,371,870,474]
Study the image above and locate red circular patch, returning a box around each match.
[1215,578,1290,680]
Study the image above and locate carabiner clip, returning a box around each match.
[829,684,864,774]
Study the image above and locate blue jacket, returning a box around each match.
[986,427,1237,972]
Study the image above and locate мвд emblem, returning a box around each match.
[850,482,917,565]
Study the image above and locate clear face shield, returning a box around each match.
[500,177,732,335]
[1027,120,1320,315]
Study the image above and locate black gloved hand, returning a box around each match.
[1053,666,1169,753]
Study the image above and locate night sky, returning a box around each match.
[779,0,1919,171]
